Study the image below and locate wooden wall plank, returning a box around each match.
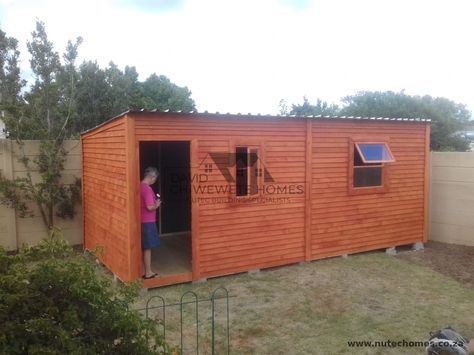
[81,117,130,281]
[126,115,140,281]
[310,120,426,258]
[83,112,428,284]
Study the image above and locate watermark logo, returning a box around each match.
[158,151,304,205]
[198,152,275,183]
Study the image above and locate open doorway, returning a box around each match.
[139,141,192,277]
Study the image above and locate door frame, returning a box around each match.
[136,138,199,285]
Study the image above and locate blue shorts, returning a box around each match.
[141,222,160,249]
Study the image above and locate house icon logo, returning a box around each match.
[198,152,275,183]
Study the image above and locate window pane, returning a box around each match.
[236,147,248,196]
[354,166,382,187]
[249,149,258,195]
[354,146,381,167]
[357,143,394,162]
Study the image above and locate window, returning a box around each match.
[235,147,259,196]
[355,143,395,164]
[352,142,395,189]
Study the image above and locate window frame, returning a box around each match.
[354,142,395,164]
[231,139,264,200]
[348,138,394,195]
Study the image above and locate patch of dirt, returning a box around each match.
[396,241,474,288]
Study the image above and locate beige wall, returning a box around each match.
[0,139,82,250]
[430,152,474,246]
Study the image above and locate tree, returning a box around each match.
[0,20,198,235]
[104,62,143,116]
[140,73,195,112]
[73,60,113,134]
[21,21,82,140]
[340,91,472,151]
[290,96,340,116]
[0,21,81,233]
[289,91,472,151]
[0,27,24,123]
[73,65,196,134]
[278,99,289,115]
[0,237,174,354]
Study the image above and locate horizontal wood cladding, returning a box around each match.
[129,114,428,280]
[311,235,421,260]
[199,255,303,278]
[310,120,426,258]
[195,134,306,277]
[79,112,429,286]
[81,118,129,280]
[136,113,308,277]
[134,116,306,141]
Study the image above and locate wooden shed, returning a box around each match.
[81,111,430,288]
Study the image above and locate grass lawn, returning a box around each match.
[132,248,474,354]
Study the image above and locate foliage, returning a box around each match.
[289,91,472,151]
[104,62,144,116]
[0,172,31,218]
[72,63,195,134]
[340,91,471,151]
[0,21,82,230]
[140,74,195,112]
[72,60,111,134]
[0,140,81,226]
[1,20,196,138]
[0,236,175,355]
[278,99,289,115]
[0,19,196,234]
[290,96,339,116]
[0,27,25,123]
[19,20,82,140]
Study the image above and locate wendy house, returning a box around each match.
[81,110,430,288]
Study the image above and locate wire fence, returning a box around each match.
[132,287,232,354]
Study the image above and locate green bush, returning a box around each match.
[0,237,175,355]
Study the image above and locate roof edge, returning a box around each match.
[81,109,431,135]
[80,110,130,136]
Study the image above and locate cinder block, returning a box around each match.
[412,241,424,251]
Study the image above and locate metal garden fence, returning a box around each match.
[133,287,231,354]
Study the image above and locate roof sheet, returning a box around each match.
[81,109,431,135]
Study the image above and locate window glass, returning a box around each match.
[352,144,387,188]
[356,143,394,163]
[236,147,248,196]
[249,149,259,195]
[354,167,382,187]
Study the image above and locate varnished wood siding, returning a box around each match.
[310,121,427,258]
[81,112,427,285]
[81,118,129,280]
[134,114,307,278]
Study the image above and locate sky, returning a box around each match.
[0,0,473,115]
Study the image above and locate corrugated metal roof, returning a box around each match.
[81,109,431,135]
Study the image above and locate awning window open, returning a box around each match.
[354,143,395,163]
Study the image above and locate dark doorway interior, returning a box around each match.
[139,141,192,276]
[160,142,191,233]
